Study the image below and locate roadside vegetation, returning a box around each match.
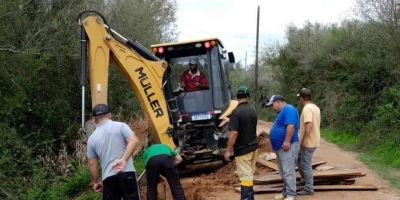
[323,129,400,191]
[230,0,400,191]
[0,0,176,199]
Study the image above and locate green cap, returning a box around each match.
[237,86,250,98]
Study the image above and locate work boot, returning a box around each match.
[297,189,314,195]
[240,185,254,200]
[211,149,221,155]
[274,193,286,200]
[283,196,295,200]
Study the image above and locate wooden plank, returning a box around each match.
[311,161,328,169]
[312,185,378,191]
[254,170,366,184]
[266,161,328,174]
[256,158,279,171]
[313,178,356,185]
[235,186,280,193]
[316,165,335,171]
[259,152,277,161]
[234,182,283,188]
[234,179,355,188]
[235,185,378,193]
[294,161,328,171]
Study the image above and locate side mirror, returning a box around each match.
[228,52,235,63]
[220,53,227,59]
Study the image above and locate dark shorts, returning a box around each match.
[103,171,140,200]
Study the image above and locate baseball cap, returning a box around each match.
[189,58,199,65]
[265,95,284,107]
[237,86,250,98]
[92,104,110,116]
[297,88,312,98]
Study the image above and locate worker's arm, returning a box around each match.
[225,112,239,161]
[224,130,238,161]
[180,73,186,88]
[114,126,139,173]
[300,107,313,148]
[122,134,139,161]
[198,72,209,89]
[301,122,312,148]
[218,116,230,127]
[174,154,183,165]
[282,107,299,151]
[88,159,102,192]
[282,124,295,151]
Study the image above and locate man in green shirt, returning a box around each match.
[144,144,185,200]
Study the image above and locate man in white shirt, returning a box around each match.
[87,104,140,200]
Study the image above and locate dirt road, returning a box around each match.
[181,121,399,200]
[136,120,399,200]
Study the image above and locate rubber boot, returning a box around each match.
[240,185,255,200]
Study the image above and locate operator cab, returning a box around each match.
[152,38,235,126]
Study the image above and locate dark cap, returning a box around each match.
[265,95,284,107]
[237,85,250,98]
[92,104,110,116]
[189,58,199,65]
[297,88,312,98]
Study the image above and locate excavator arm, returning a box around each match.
[79,12,175,149]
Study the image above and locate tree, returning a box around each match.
[0,0,178,198]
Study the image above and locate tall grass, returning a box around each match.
[322,129,400,191]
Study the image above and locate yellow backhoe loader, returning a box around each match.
[78,11,237,167]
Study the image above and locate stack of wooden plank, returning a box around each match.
[235,158,378,193]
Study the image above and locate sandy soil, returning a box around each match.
[135,120,399,200]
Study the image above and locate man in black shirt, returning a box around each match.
[225,86,258,200]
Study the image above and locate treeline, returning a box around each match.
[0,0,177,199]
[265,0,400,145]
[233,0,400,150]
[268,20,400,133]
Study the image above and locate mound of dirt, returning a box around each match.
[135,119,276,200]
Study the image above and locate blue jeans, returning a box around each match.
[298,147,316,192]
[275,142,300,198]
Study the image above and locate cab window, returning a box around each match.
[169,55,209,92]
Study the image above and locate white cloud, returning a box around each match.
[176,0,355,65]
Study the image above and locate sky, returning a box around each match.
[175,0,356,66]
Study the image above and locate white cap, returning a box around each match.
[265,95,284,107]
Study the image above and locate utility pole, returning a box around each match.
[245,51,247,70]
[255,5,260,91]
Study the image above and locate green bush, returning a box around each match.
[23,166,95,200]
[0,0,177,198]
[61,167,92,198]
[22,170,66,200]
[266,21,399,132]
[0,123,34,198]
[75,192,101,200]
[362,86,400,146]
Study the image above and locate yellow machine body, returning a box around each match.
[82,16,175,148]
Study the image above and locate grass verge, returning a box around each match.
[322,129,400,192]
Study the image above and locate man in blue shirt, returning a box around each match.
[265,95,300,200]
